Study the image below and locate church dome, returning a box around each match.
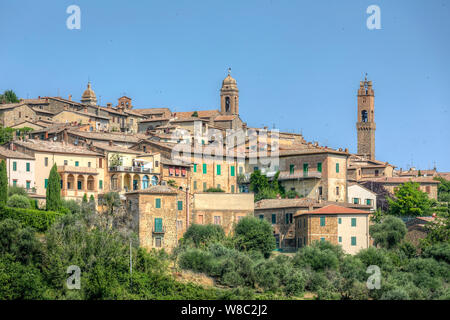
[81,82,97,105]
[222,74,237,86]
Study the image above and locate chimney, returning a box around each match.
[68,94,72,101]
[109,140,113,146]
[107,103,112,109]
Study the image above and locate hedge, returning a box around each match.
[0,206,63,232]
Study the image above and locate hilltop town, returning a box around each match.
[0,71,448,255]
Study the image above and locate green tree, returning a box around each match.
[388,182,434,217]
[7,194,31,209]
[46,164,62,211]
[192,111,199,117]
[249,170,269,195]
[434,177,450,203]
[233,216,276,258]
[0,127,14,144]
[0,160,8,206]
[182,224,225,248]
[101,192,121,216]
[370,215,407,249]
[0,90,20,104]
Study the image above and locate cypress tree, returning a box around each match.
[46,163,62,211]
[0,160,8,206]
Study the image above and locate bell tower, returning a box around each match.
[356,74,376,160]
[220,68,239,115]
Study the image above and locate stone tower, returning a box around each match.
[220,68,239,115]
[356,75,376,160]
[81,81,97,106]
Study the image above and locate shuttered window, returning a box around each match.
[155,198,161,208]
[177,201,183,210]
[230,166,235,176]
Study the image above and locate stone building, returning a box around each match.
[347,183,377,210]
[0,145,35,192]
[294,204,371,255]
[356,75,376,160]
[362,176,439,200]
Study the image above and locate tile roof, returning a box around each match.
[255,198,371,211]
[13,139,102,156]
[173,110,219,119]
[67,130,140,143]
[134,108,171,115]
[297,204,370,215]
[126,184,178,194]
[91,142,142,154]
[214,115,238,121]
[0,145,35,160]
[361,176,440,184]
[140,118,171,123]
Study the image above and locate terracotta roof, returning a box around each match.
[0,146,35,160]
[19,99,49,105]
[300,204,369,215]
[134,108,171,115]
[173,110,219,119]
[67,130,140,143]
[0,103,26,110]
[31,107,55,115]
[54,109,110,120]
[126,184,178,194]
[214,115,238,121]
[361,177,440,184]
[91,142,142,154]
[140,118,171,123]
[255,198,371,211]
[13,140,102,156]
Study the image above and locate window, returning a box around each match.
[231,185,235,193]
[26,181,31,189]
[353,198,360,204]
[374,169,379,177]
[318,186,323,196]
[336,186,340,196]
[193,164,197,173]
[259,215,264,220]
[214,216,221,225]
[154,218,163,232]
[336,163,340,173]
[361,110,368,122]
[99,180,103,189]
[216,164,221,175]
[351,218,357,227]
[230,166,235,176]
[155,198,161,208]
[338,236,342,243]
[12,180,17,187]
[64,160,68,165]
[45,179,48,189]
[338,217,342,224]
[99,158,103,168]
[320,216,326,226]
[317,162,322,173]
[320,237,325,242]
[155,237,162,248]
[203,182,207,191]
[12,162,17,171]
[176,220,183,231]
[351,237,357,246]
[77,181,82,190]
[271,214,276,224]
[193,181,197,190]
[298,219,301,228]
[285,213,293,224]
[202,163,207,174]
[289,164,295,174]
[217,184,221,189]
[88,162,91,168]
[254,166,259,171]
[303,163,308,175]
[44,157,48,167]
[143,146,147,152]
[177,201,183,211]
[366,199,372,205]
[425,186,431,194]
[155,161,159,167]
[239,166,243,174]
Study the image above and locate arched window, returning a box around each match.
[142,175,149,189]
[361,110,368,122]
[225,97,230,112]
[151,175,158,186]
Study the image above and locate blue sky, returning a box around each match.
[1,0,449,171]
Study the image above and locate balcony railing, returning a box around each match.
[57,165,98,174]
[152,226,166,234]
[109,166,153,173]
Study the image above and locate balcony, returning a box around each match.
[152,226,166,234]
[109,166,153,173]
[57,165,98,175]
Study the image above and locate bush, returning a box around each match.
[205,187,224,192]
[369,215,407,249]
[293,241,343,272]
[422,242,450,264]
[182,224,226,248]
[233,216,276,258]
[7,194,31,209]
[381,287,410,300]
[8,186,28,197]
[61,199,81,214]
[0,206,63,232]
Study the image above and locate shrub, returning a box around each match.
[0,206,63,232]
[7,194,31,209]
[421,242,450,264]
[8,186,28,197]
[369,215,407,249]
[233,216,276,258]
[182,224,226,248]
[381,287,410,300]
[293,241,343,272]
[61,199,82,214]
[205,187,224,192]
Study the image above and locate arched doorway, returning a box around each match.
[132,174,140,191]
[142,175,149,189]
[111,174,118,190]
[67,174,75,190]
[151,175,158,186]
[77,175,85,191]
[123,174,131,192]
[87,175,95,191]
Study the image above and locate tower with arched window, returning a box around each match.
[220,68,239,115]
[356,75,376,160]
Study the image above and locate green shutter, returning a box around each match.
[230,166,235,176]
[193,181,197,190]
[13,180,17,187]
[351,237,357,246]
[338,217,342,224]
[339,236,342,243]
[336,163,339,173]
[202,163,207,174]
[231,185,235,193]
[45,179,48,188]
[366,199,371,205]
[193,164,197,173]
[216,164,221,175]
[177,201,183,210]
[271,214,276,224]
[99,180,103,189]
[75,161,79,167]
[154,218,163,232]
[26,162,30,172]
[320,216,326,226]
[351,218,357,227]
[317,162,322,173]
[303,163,308,173]
[289,164,294,174]
[259,215,264,220]
[26,181,31,189]
[13,162,17,171]
[203,182,207,191]
[155,198,161,208]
